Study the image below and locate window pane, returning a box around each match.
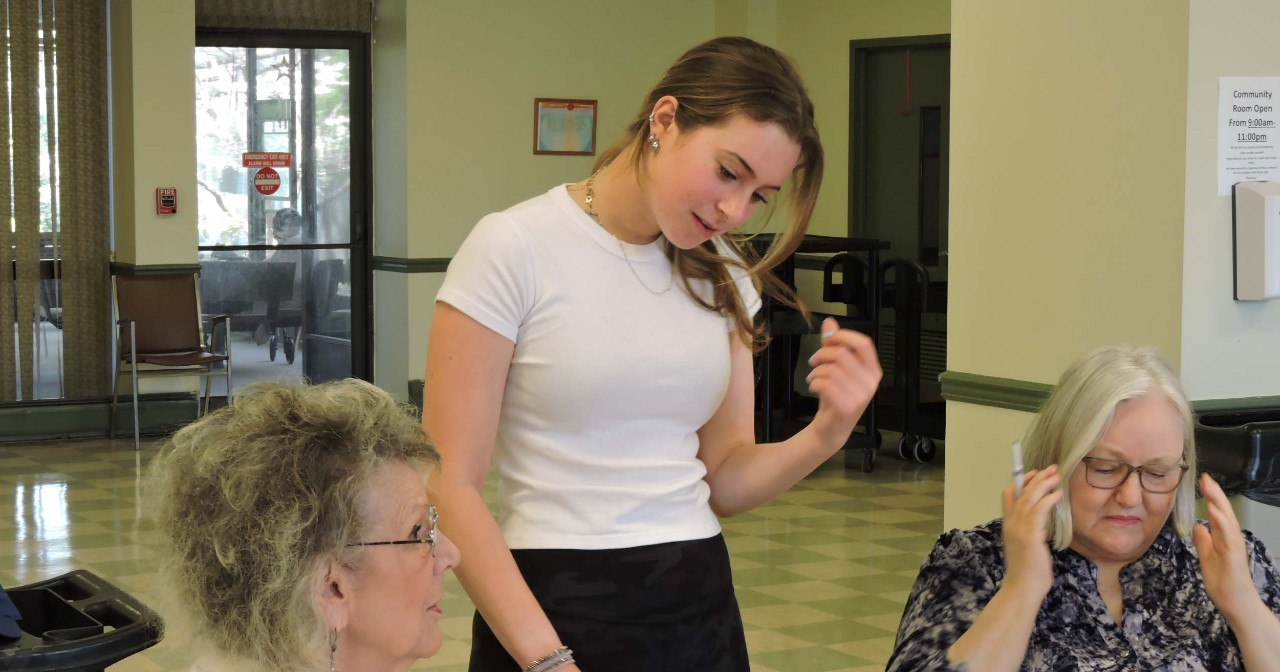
[195,47,352,249]
[198,249,351,394]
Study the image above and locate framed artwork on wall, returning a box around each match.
[533,98,597,155]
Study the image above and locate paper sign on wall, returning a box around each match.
[1219,77,1280,195]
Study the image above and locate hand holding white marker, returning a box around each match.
[1012,442,1025,497]
[1001,440,1059,602]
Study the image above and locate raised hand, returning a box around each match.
[1194,473,1265,621]
[1001,465,1062,601]
[804,317,882,448]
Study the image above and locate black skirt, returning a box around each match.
[469,533,749,672]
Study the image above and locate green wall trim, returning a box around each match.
[372,256,451,273]
[111,262,203,276]
[1191,395,1280,414]
[941,370,1280,416]
[0,395,200,442]
[939,370,1052,413]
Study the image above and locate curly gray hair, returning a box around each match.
[149,379,440,671]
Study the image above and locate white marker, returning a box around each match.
[1012,442,1025,497]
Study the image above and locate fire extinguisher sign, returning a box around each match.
[254,167,281,195]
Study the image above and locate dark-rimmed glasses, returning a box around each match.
[1080,457,1189,494]
[347,504,438,556]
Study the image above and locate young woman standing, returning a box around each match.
[424,36,881,672]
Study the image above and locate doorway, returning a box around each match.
[850,35,950,456]
[194,32,371,394]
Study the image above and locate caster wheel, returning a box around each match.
[283,334,296,365]
[914,437,937,463]
[861,449,877,473]
[268,333,278,362]
[897,434,917,461]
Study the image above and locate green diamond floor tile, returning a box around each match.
[751,644,873,671]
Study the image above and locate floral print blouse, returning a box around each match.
[887,520,1280,671]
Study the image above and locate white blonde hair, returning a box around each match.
[1021,345,1195,550]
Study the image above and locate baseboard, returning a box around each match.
[0,394,201,442]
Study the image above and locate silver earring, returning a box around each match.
[329,630,338,672]
[648,113,654,124]
[648,134,659,153]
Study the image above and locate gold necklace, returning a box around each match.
[583,175,673,295]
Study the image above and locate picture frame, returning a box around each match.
[533,98,597,155]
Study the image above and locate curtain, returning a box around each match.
[197,0,371,32]
[0,0,110,402]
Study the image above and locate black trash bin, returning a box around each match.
[1195,408,1280,505]
[0,570,161,672]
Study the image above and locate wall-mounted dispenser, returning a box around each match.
[1232,181,1280,301]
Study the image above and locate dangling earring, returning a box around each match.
[329,629,338,672]
[648,134,660,153]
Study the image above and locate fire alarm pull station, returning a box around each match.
[156,188,177,215]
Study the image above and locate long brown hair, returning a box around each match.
[594,36,823,352]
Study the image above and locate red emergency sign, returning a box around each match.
[254,167,281,195]
[243,152,292,167]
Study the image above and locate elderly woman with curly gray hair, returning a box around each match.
[150,378,460,672]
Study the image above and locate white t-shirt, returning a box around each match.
[436,185,761,550]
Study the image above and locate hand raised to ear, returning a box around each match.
[1001,465,1061,601]
[1194,473,1265,622]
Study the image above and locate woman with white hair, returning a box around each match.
[887,345,1280,671]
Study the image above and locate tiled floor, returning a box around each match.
[0,437,944,671]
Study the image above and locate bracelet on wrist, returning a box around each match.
[523,646,574,672]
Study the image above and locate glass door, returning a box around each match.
[194,33,369,392]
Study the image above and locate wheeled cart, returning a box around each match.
[753,235,889,472]
[1196,408,1280,502]
[875,258,945,464]
[1,570,161,671]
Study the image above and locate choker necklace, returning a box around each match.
[583,174,674,296]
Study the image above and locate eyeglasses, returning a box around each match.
[1079,457,1189,494]
[347,504,438,556]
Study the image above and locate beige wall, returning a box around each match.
[111,0,198,266]
[1181,0,1280,547]
[377,1,717,398]
[945,0,1190,528]
[373,0,408,260]
[109,0,199,394]
[1180,0,1280,401]
[714,0,778,44]
[401,2,715,258]
[371,0,410,394]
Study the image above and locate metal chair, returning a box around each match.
[110,273,231,450]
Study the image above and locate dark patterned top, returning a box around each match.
[887,520,1280,671]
